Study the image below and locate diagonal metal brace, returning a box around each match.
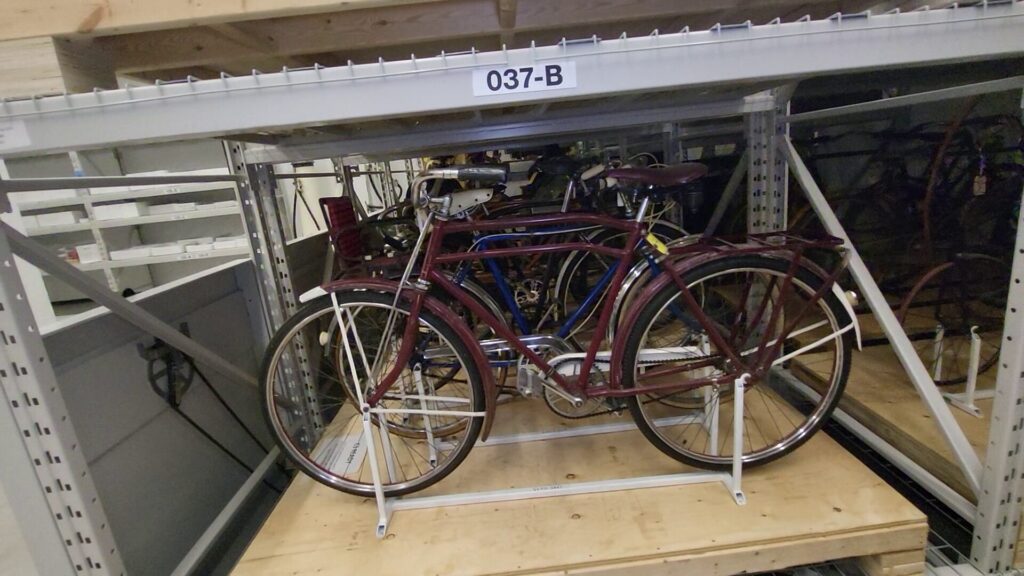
[776,134,983,496]
[0,174,242,193]
[0,221,257,389]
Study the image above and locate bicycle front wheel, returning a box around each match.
[622,255,852,469]
[261,291,485,497]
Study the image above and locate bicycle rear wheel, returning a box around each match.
[621,255,852,470]
[260,291,485,497]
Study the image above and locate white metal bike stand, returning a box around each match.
[365,374,750,539]
[942,327,992,418]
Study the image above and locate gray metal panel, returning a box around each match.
[0,3,1021,157]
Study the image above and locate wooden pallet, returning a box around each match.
[793,313,1014,566]
[233,400,927,576]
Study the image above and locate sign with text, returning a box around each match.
[472,62,577,96]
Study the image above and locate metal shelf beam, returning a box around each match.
[0,2,1021,158]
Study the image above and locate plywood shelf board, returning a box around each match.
[233,399,927,576]
[795,343,994,503]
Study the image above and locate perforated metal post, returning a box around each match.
[226,142,296,329]
[971,90,1024,572]
[0,229,124,576]
[745,90,788,233]
[226,142,321,437]
[330,158,367,221]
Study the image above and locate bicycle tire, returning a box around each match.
[260,291,485,497]
[621,254,852,470]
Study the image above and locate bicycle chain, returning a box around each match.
[541,354,710,419]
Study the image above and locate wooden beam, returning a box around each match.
[0,0,447,42]
[497,0,518,45]
[205,23,308,69]
[99,0,864,73]
[0,37,116,99]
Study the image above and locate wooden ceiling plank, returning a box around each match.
[498,0,518,45]
[102,0,825,73]
[206,23,308,69]
[0,0,448,42]
[0,37,116,99]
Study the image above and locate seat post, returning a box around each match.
[634,195,651,223]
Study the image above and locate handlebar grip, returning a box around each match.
[454,164,509,183]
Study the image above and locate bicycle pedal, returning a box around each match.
[516,367,544,399]
[603,398,627,415]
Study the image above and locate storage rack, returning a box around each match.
[0,3,1023,574]
[1,148,247,327]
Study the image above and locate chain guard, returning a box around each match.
[541,346,712,418]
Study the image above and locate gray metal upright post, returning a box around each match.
[330,159,368,221]
[227,142,298,331]
[970,91,1024,573]
[227,142,321,438]
[746,90,788,233]
[0,229,124,576]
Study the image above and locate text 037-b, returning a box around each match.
[472,62,577,96]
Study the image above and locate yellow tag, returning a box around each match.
[528,171,538,184]
[646,233,668,255]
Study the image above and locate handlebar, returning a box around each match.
[430,164,509,184]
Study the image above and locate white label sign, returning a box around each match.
[472,61,577,96]
[0,119,30,151]
[313,433,368,476]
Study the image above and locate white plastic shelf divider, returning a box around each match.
[22,221,93,235]
[24,205,240,236]
[77,246,249,270]
[17,181,236,211]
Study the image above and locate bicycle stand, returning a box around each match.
[366,374,750,539]
[942,326,992,418]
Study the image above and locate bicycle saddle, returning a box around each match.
[607,162,708,187]
[532,156,581,176]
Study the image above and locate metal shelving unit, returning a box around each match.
[1,3,1023,575]
[2,154,247,325]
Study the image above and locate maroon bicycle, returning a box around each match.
[261,163,858,496]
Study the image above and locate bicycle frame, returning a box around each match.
[456,223,625,338]
[361,203,846,408]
